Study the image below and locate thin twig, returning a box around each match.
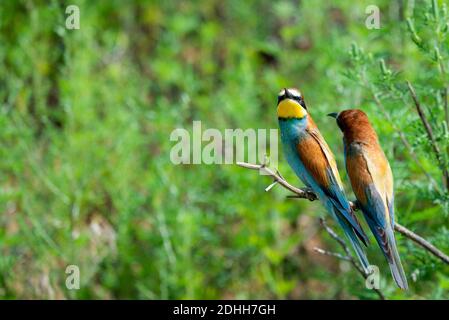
[360,69,440,191]
[407,81,449,190]
[371,92,441,191]
[236,162,317,201]
[444,87,449,191]
[318,218,386,300]
[394,224,449,264]
[443,87,449,129]
[236,161,449,265]
[313,247,352,261]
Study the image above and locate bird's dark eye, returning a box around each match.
[293,96,307,110]
[277,92,307,110]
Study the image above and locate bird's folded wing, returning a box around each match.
[346,146,394,228]
[363,147,394,228]
[300,126,368,243]
[305,127,348,206]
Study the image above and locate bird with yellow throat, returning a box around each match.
[277,88,370,271]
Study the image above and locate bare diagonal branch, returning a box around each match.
[360,71,441,191]
[317,218,386,300]
[313,247,352,261]
[371,92,441,191]
[407,81,449,189]
[236,162,317,201]
[237,161,449,265]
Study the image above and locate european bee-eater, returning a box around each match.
[329,109,408,289]
[277,88,370,271]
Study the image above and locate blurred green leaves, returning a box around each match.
[0,0,447,299]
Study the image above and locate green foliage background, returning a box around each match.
[0,0,448,299]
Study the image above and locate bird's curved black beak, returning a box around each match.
[327,112,338,119]
[284,88,292,99]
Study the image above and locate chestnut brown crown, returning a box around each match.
[333,109,379,144]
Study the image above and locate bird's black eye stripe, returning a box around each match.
[277,93,307,110]
[291,96,301,103]
[293,96,307,110]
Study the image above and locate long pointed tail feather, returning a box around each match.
[342,222,370,272]
[334,209,370,272]
[349,208,370,247]
[386,225,408,290]
[366,217,408,290]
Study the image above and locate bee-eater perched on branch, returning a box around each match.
[277,88,370,271]
[329,109,408,290]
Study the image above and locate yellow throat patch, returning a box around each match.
[277,99,307,119]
